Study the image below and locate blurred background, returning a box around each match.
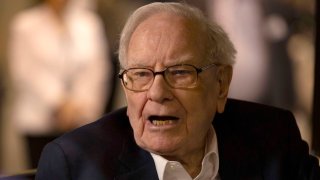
[0,0,317,176]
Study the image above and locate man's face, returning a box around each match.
[123,13,230,158]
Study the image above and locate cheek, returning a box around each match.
[180,84,218,127]
[125,91,149,136]
[185,85,218,113]
[200,79,220,110]
[185,96,215,125]
[125,91,146,120]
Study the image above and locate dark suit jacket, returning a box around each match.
[35,99,320,180]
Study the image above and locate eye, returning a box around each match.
[128,69,153,79]
[135,71,151,77]
[170,69,193,76]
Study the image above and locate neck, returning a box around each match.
[182,155,204,178]
[163,140,206,178]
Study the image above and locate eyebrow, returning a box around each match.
[125,62,151,68]
[126,54,196,68]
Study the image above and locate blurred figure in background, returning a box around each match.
[266,0,316,148]
[208,0,269,105]
[207,0,315,148]
[3,0,112,172]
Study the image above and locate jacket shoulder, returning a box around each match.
[37,107,133,179]
[214,98,297,142]
[54,107,131,147]
[54,107,132,167]
[214,99,319,179]
[215,98,295,127]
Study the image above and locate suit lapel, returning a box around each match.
[115,161,158,180]
[216,136,264,180]
[214,104,265,180]
[115,137,159,180]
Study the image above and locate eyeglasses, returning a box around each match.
[118,63,218,92]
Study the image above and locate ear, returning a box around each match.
[216,65,233,113]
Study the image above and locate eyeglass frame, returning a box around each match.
[118,63,218,92]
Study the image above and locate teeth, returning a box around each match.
[152,120,174,126]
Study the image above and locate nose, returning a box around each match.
[147,75,173,103]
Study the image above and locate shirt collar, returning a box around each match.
[151,126,219,180]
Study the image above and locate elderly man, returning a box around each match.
[36,2,319,180]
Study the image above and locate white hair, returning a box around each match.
[118,2,236,67]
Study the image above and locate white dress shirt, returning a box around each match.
[151,126,220,180]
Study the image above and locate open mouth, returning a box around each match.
[148,115,179,126]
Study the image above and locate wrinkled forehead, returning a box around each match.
[125,12,208,67]
[134,12,206,42]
